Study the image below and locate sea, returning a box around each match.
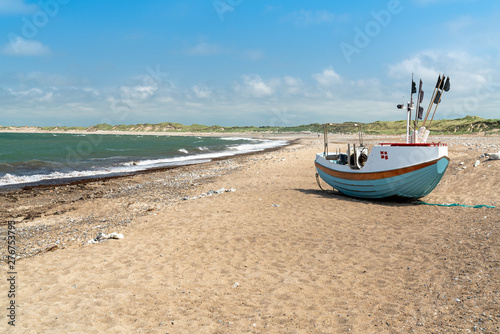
[0,133,287,188]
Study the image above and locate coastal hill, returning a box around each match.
[1,115,499,135]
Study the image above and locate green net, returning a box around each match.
[417,201,496,208]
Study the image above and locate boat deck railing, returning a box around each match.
[379,142,447,147]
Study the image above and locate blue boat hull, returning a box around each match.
[315,157,449,199]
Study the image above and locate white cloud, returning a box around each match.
[2,37,50,56]
[235,75,276,98]
[313,66,341,86]
[3,52,498,127]
[65,103,96,112]
[244,49,265,60]
[0,0,37,15]
[284,9,341,26]
[187,42,221,56]
[0,71,93,95]
[7,87,43,96]
[192,84,211,99]
[388,50,500,119]
[387,50,493,92]
[120,85,157,100]
[282,76,303,94]
[83,88,100,96]
[39,91,54,102]
[388,53,438,81]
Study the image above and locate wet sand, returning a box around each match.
[1,133,499,333]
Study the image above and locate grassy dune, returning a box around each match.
[2,115,499,135]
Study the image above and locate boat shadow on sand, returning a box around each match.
[294,187,421,208]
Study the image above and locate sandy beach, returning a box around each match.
[1,133,499,333]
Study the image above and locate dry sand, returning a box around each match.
[1,134,499,333]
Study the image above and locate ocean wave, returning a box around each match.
[0,160,64,174]
[0,158,213,186]
[0,137,288,187]
[130,139,288,168]
[0,169,121,186]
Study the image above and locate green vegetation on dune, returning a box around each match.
[2,115,499,135]
[425,116,500,134]
[318,116,500,135]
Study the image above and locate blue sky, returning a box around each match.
[1,0,499,127]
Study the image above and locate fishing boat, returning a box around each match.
[315,74,451,199]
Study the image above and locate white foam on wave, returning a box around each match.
[0,169,127,186]
[228,139,287,152]
[0,158,212,186]
[178,148,189,154]
[219,136,255,141]
[0,138,288,187]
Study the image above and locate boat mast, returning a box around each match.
[323,123,329,156]
[406,74,415,143]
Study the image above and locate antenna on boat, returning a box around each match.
[323,123,331,156]
[354,123,363,146]
[413,79,423,128]
[405,74,416,143]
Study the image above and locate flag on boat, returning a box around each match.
[418,106,424,119]
[434,90,442,104]
[443,77,450,92]
[418,79,424,103]
[435,75,444,89]
[412,80,417,94]
[416,79,424,119]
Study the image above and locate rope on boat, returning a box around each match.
[416,201,496,208]
[315,173,333,193]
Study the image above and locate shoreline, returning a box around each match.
[0,135,297,192]
[0,138,299,192]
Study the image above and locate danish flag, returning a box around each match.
[380,151,388,160]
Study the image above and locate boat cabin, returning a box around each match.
[323,123,369,170]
